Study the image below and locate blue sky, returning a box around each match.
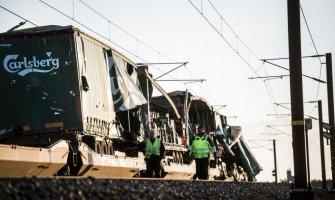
[1,0,335,182]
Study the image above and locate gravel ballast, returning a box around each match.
[0,178,335,200]
[0,177,333,199]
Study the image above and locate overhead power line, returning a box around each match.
[300,5,322,65]
[77,0,175,62]
[0,6,38,26]
[187,0,279,117]
[187,0,260,77]
[206,0,260,61]
[300,4,323,116]
[39,0,148,64]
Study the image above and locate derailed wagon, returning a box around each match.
[151,90,262,181]
[0,25,261,180]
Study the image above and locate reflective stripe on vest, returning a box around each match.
[191,135,211,158]
[145,138,161,158]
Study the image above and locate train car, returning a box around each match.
[0,25,261,180]
[151,90,263,181]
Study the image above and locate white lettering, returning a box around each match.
[3,52,60,76]
[3,54,19,73]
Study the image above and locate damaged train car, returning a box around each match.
[151,91,263,181]
[0,25,261,180]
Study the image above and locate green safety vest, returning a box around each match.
[145,138,161,158]
[191,135,211,158]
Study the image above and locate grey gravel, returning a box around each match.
[0,177,331,200]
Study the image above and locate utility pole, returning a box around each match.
[318,100,327,189]
[287,0,307,188]
[326,53,335,188]
[273,139,278,184]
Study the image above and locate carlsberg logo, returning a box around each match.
[3,52,60,76]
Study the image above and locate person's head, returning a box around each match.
[149,129,156,139]
[198,125,206,136]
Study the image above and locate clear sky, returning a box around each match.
[1,0,335,182]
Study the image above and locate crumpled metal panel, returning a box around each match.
[75,35,118,137]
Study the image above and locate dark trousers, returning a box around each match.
[146,155,162,178]
[195,157,209,180]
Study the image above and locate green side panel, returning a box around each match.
[0,34,82,133]
[0,39,34,130]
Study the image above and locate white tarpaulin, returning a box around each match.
[109,55,147,112]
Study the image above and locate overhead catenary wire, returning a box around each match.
[187,0,260,77]
[0,6,38,27]
[187,0,279,118]
[38,0,147,64]
[300,5,322,65]
[207,0,260,61]
[300,4,323,115]
[192,0,325,131]
[77,0,175,63]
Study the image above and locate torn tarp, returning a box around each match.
[109,55,147,112]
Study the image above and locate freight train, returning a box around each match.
[0,25,262,180]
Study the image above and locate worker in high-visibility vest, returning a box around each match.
[188,125,216,180]
[145,129,165,178]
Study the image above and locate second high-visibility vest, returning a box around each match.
[145,138,161,158]
[191,135,211,158]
